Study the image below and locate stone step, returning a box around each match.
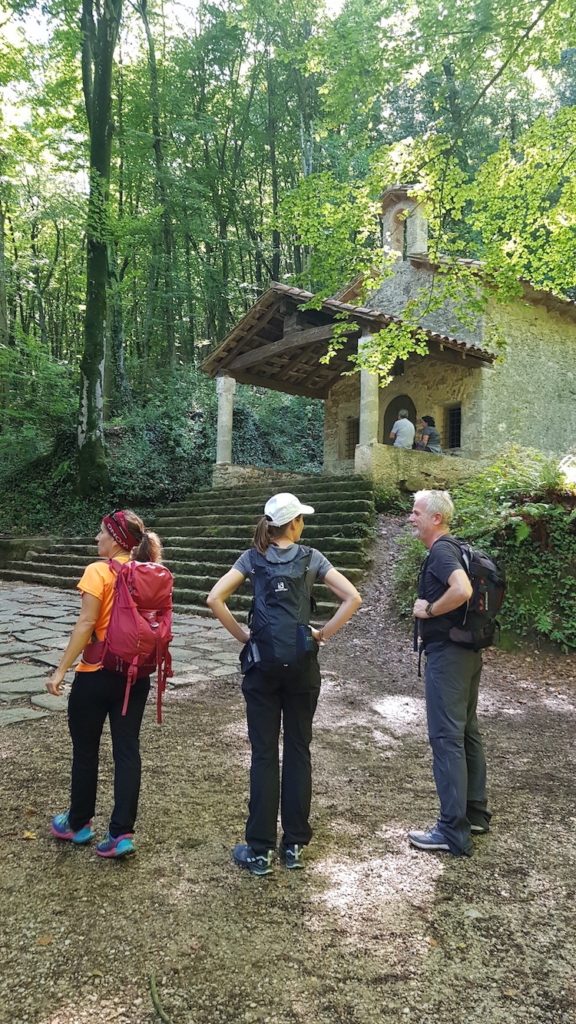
[157,523,373,542]
[152,502,375,527]
[25,548,370,570]
[8,555,365,586]
[42,534,371,555]
[152,512,374,532]
[2,559,360,597]
[1,476,375,618]
[163,485,375,513]
[173,587,338,615]
[0,569,78,589]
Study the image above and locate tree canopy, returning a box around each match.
[0,0,575,486]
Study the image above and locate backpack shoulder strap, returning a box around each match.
[433,535,471,573]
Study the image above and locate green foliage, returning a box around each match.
[373,484,411,516]
[277,171,379,295]
[232,386,324,474]
[393,447,576,650]
[0,366,324,534]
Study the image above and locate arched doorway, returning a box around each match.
[382,395,417,444]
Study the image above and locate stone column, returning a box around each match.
[215,374,236,464]
[358,334,380,445]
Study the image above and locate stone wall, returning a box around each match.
[324,376,361,473]
[368,259,484,348]
[477,299,576,457]
[354,444,482,492]
[324,265,576,464]
[211,464,315,490]
[324,355,484,462]
[0,537,55,568]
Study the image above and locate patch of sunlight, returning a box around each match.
[39,997,136,1024]
[371,728,402,749]
[309,831,443,939]
[371,694,426,734]
[480,687,576,718]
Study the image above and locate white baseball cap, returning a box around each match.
[264,492,315,527]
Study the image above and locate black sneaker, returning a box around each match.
[279,843,305,870]
[232,843,274,876]
[470,823,490,835]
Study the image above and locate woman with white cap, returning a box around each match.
[207,492,362,876]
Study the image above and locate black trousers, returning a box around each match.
[67,669,150,837]
[241,653,321,855]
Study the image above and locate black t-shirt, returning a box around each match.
[419,535,467,637]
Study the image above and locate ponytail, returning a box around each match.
[252,515,290,554]
[122,509,164,563]
[132,531,163,563]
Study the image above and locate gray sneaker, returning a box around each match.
[407,827,451,852]
[279,843,305,870]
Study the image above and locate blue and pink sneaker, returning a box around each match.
[50,812,95,845]
[95,832,135,859]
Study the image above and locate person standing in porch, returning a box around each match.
[207,492,362,876]
[415,415,443,453]
[389,409,416,449]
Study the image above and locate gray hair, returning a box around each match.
[398,408,409,418]
[413,489,454,525]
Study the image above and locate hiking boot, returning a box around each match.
[407,826,451,853]
[470,823,490,835]
[279,843,305,870]
[232,843,274,877]
[95,832,135,859]
[50,812,94,845]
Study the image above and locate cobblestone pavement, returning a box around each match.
[0,582,239,727]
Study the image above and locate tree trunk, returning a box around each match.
[138,0,176,365]
[77,0,123,495]
[265,55,281,281]
[0,204,8,347]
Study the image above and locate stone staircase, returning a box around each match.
[0,476,375,619]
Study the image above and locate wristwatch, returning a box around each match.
[425,602,435,617]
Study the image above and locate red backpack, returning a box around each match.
[83,559,174,723]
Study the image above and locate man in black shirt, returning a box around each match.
[408,489,491,856]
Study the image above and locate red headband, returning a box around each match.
[102,510,141,552]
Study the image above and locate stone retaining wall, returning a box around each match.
[0,537,55,569]
[354,443,483,492]
[211,464,316,490]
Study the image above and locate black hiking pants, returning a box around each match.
[241,652,321,854]
[67,669,150,837]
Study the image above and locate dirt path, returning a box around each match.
[1,516,575,1024]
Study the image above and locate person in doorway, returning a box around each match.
[207,492,362,876]
[46,510,163,859]
[408,489,491,856]
[389,409,416,449]
[415,415,442,453]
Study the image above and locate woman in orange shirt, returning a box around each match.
[47,509,162,859]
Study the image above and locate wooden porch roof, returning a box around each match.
[201,283,495,399]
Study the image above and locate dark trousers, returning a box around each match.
[241,653,321,855]
[425,643,491,855]
[67,670,150,837]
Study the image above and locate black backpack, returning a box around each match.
[241,546,318,671]
[419,538,506,652]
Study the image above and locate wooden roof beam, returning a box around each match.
[232,370,328,399]
[229,322,359,372]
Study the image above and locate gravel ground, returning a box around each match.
[1,515,575,1024]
